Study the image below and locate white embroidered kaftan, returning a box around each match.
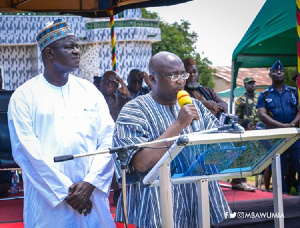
[8,74,116,228]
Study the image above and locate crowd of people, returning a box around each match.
[5,18,300,228]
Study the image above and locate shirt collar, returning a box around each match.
[269,84,287,93]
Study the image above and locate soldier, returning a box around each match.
[231,77,259,192]
[235,77,259,126]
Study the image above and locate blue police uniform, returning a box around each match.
[257,84,300,192]
[257,85,298,123]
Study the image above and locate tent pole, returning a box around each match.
[297,0,300,127]
[109,7,117,71]
[229,60,235,114]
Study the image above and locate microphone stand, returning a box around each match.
[55,145,139,228]
[121,169,128,228]
[53,127,244,228]
[109,145,139,228]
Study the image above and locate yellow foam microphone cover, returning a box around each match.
[177,90,192,107]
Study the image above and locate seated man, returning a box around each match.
[98,71,127,122]
[118,69,151,100]
[113,51,230,227]
[98,71,128,204]
[183,58,227,119]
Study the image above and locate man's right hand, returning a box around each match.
[115,75,131,98]
[176,104,199,129]
[132,103,199,172]
[78,199,93,216]
[65,181,95,215]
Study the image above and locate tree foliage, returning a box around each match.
[284,67,297,87]
[261,66,297,87]
[142,9,215,88]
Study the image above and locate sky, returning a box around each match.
[147,0,266,66]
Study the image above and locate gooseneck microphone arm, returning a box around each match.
[53,120,243,164]
[53,138,179,163]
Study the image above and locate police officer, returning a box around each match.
[257,60,300,193]
[235,77,259,126]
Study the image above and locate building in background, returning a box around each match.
[212,67,271,113]
[0,9,161,90]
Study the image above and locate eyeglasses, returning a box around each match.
[152,71,189,81]
[102,79,118,87]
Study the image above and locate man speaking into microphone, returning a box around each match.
[112,51,230,228]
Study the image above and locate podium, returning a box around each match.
[142,128,300,228]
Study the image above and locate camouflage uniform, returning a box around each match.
[235,93,259,126]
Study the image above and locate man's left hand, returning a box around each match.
[201,100,221,115]
[65,181,95,213]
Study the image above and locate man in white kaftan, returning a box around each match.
[7,19,116,228]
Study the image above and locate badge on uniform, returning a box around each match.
[266,98,272,103]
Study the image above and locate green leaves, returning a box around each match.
[143,9,215,88]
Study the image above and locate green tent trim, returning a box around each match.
[230,0,297,112]
[218,87,263,98]
[218,87,246,98]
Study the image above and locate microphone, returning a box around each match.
[218,113,244,132]
[177,90,200,132]
[231,122,244,132]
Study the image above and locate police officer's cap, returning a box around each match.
[270,60,284,71]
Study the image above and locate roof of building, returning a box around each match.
[212,66,272,86]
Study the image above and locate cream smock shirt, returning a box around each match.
[8,74,116,228]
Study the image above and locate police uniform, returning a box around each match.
[257,85,298,124]
[257,60,300,193]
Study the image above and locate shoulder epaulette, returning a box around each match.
[286,86,296,91]
[261,89,269,94]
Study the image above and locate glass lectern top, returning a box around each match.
[142,128,300,186]
[172,138,283,178]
